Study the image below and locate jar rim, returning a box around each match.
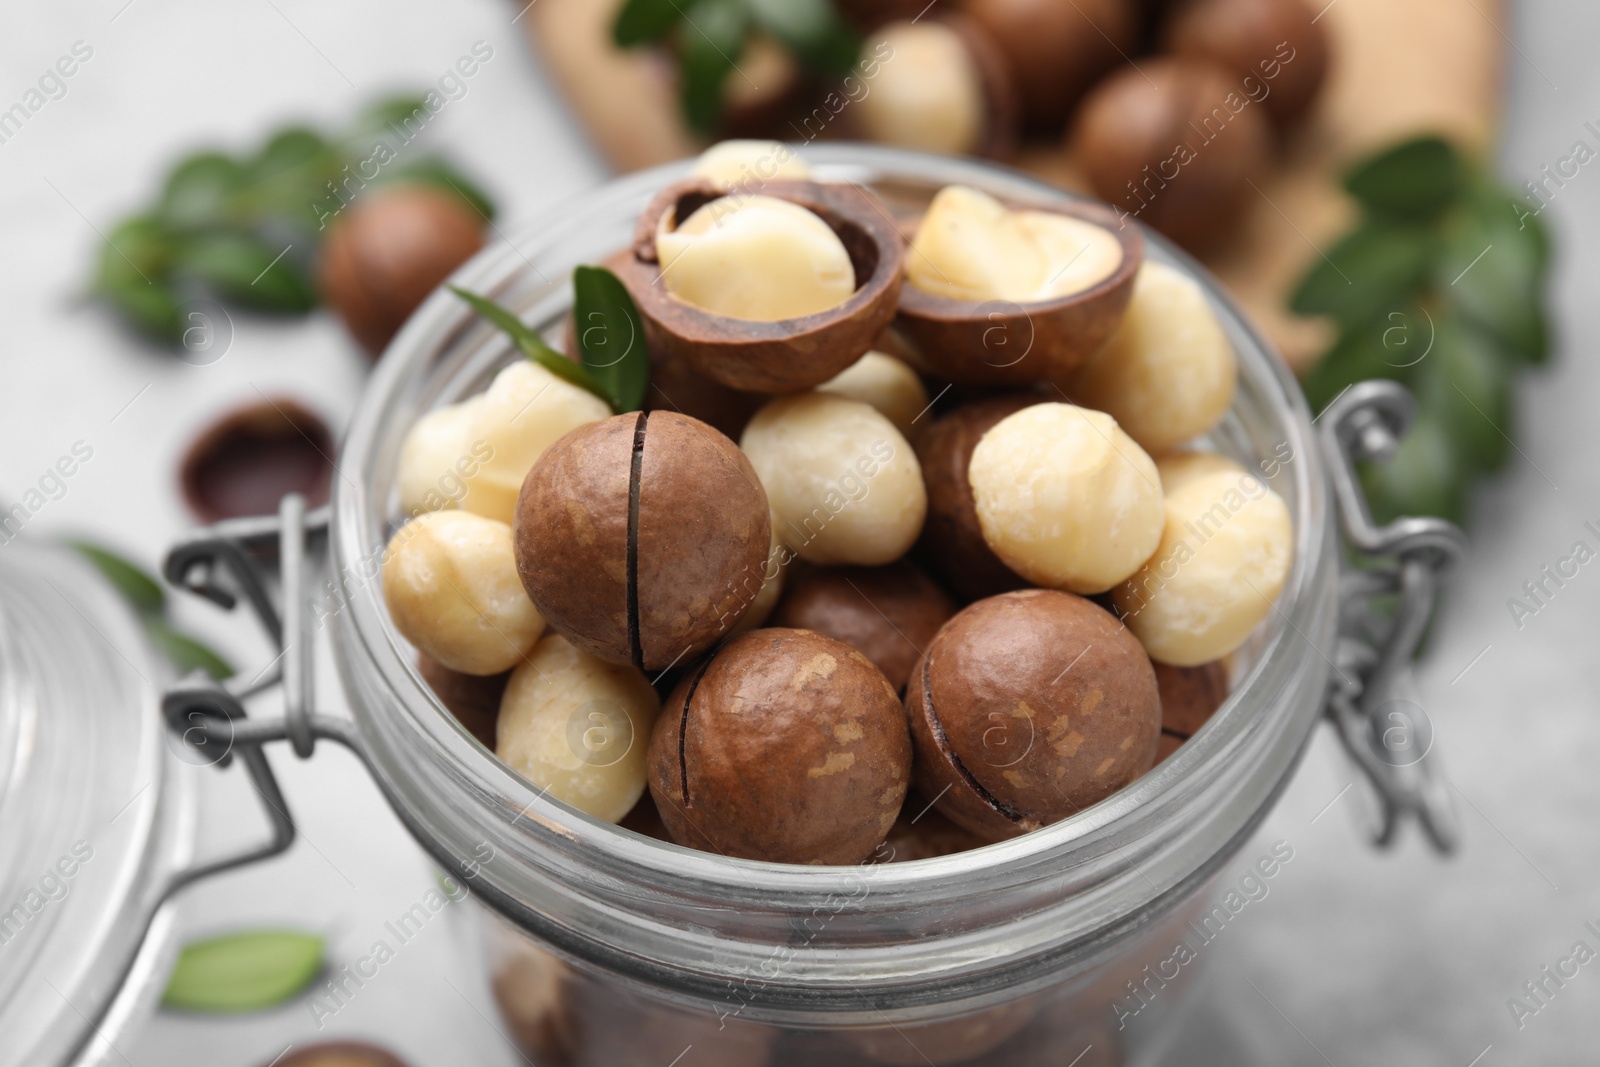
[329,145,1337,1006]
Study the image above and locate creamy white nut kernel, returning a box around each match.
[398,396,486,515]
[1156,451,1245,494]
[857,22,983,156]
[1114,468,1293,667]
[1068,261,1236,455]
[383,510,545,675]
[692,139,812,189]
[460,360,611,525]
[907,185,1123,304]
[815,351,929,437]
[741,394,926,565]
[496,633,660,823]
[969,402,1163,593]
[656,195,854,321]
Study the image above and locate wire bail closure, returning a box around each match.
[1318,380,1468,854]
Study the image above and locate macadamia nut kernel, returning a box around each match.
[815,351,929,437]
[1068,262,1236,456]
[1114,468,1293,666]
[398,396,486,514]
[907,186,1123,304]
[969,403,1163,593]
[741,393,927,566]
[1156,450,1244,494]
[857,22,984,156]
[496,633,660,823]
[691,140,812,188]
[656,195,854,322]
[461,360,611,525]
[383,511,545,675]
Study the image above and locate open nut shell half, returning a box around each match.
[612,178,906,394]
[894,198,1143,385]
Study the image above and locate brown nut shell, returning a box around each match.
[613,179,906,394]
[1155,658,1229,761]
[769,561,955,691]
[944,14,1023,160]
[894,199,1143,385]
[513,411,770,671]
[318,184,485,357]
[912,394,1039,602]
[416,652,507,749]
[648,628,911,864]
[1162,0,1330,125]
[271,1043,410,1067]
[965,0,1137,130]
[179,399,333,523]
[907,589,1160,841]
[878,793,988,862]
[1071,57,1273,251]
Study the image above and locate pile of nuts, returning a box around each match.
[379,142,1294,866]
[841,0,1330,250]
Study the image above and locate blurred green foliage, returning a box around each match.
[1294,136,1552,526]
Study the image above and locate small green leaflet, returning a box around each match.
[162,930,324,1013]
[1344,136,1465,221]
[613,0,680,46]
[67,539,166,614]
[453,268,651,415]
[572,266,650,413]
[66,539,234,680]
[449,287,611,405]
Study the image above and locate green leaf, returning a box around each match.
[177,233,316,312]
[449,287,613,405]
[162,930,323,1013]
[572,266,650,412]
[67,540,166,615]
[1289,220,1435,332]
[1438,180,1551,363]
[1343,136,1466,221]
[252,127,330,179]
[95,215,172,292]
[146,619,235,681]
[1414,317,1511,474]
[345,95,430,151]
[159,152,249,231]
[388,155,496,220]
[678,0,748,133]
[1300,307,1414,412]
[613,0,681,46]
[103,278,186,341]
[748,0,858,71]
[1359,412,1467,526]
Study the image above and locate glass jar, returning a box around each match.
[325,147,1339,1066]
[0,541,198,1067]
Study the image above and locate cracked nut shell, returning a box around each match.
[907,589,1160,841]
[513,411,770,672]
[647,628,911,864]
[912,393,1039,602]
[895,198,1142,385]
[769,561,955,691]
[613,179,906,394]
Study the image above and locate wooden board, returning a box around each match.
[522,0,1504,373]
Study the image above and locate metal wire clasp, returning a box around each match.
[1318,381,1469,854]
[155,495,365,902]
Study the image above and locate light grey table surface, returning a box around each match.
[1,2,1594,1065]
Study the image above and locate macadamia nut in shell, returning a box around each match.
[383,511,545,675]
[969,403,1163,594]
[1067,262,1236,456]
[648,628,911,864]
[742,394,926,566]
[908,590,1160,840]
[496,634,660,823]
[514,411,770,672]
[1114,468,1293,666]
